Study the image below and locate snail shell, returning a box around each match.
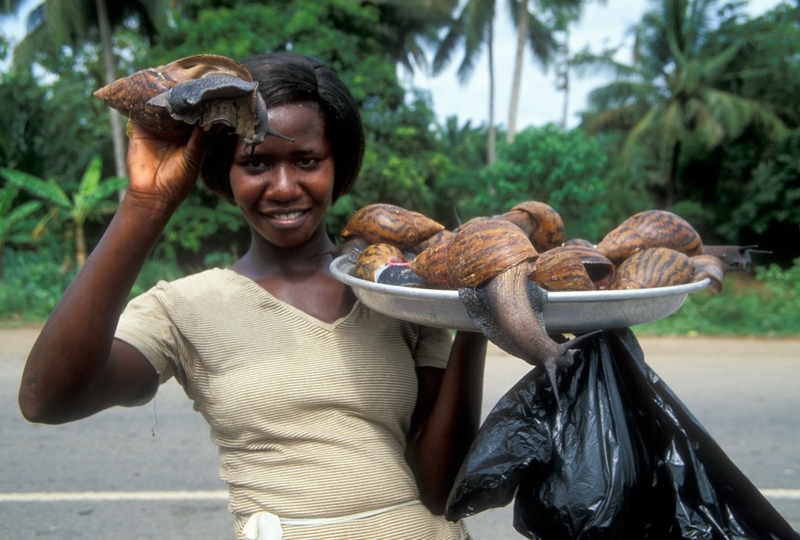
[597,210,703,265]
[611,247,694,290]
[341,203,445,251]
[409,238,454,289]
[445,219,538,288]
[564,238,595,248]
[94,54,274,145]
[532,244,616,289]
[353,243,405,282]
[412,229,454,254]
[496,201,565,252]
[527,247,597,292]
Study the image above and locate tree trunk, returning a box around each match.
[560,30,570,130]
[667,139,681,210]
[507,0,528,143]
[487,15,496,166]
[95,0,127,201]
[75,222,86,268]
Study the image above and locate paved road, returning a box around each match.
[1,327,798,539]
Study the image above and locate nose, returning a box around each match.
[264,164,302,201]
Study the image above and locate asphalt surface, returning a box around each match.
[1,327,799,539]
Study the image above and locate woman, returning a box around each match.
[18,52,488,539]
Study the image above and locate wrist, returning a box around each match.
[119,189,183,220]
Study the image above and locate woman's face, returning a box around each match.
[229,102,334,249]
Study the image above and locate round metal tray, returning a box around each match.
[331,256,710,333]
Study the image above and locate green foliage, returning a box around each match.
[1,155,126,266]
[712,128,800,264]
[0,248,76,322]
[636,259,800,337]
[464,124,610,241]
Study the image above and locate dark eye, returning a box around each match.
[296,157,319,169]
[241,159,269,172]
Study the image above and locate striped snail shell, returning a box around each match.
[445,219,538,288]
[610,247,694,290]
[409,239,454,289]
[94,54,279,145]
[412,229,454,254]
[341,203,445,252]
[353,243,405,282]
[496,201,565,253]
[564,238,594,248]
[527,246,597,292]
[597,210,703,265]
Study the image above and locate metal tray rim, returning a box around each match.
[330,256,711,303]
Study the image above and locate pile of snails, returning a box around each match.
[336,202,742,407]
[338,201,732,294]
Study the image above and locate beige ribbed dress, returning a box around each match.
[115,268,469,539]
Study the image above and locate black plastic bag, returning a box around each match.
[447,329,799,539]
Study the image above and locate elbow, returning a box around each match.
[18,386,69,425]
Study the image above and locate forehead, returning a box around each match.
[235,101,326,155]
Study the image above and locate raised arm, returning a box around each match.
[18,125,207,424]
[406,330,488,514]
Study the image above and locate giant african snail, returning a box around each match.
[94,54,289,146]
[445,218,598,408]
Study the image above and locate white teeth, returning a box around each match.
[272,211,303,220]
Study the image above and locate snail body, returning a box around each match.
[690,254,726,292]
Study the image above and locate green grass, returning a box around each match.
[635,260,800,337]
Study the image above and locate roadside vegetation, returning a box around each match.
[1,0,798,336]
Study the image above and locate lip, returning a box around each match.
[260,208,309,227]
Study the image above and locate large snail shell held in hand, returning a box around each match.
[597,210,703,265]
[611,247,694,290]
[446,219,539,288]
[496,201,565,252]
[341,203,445,251]
[94,54,272,145]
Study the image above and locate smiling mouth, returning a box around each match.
[268,211,305,221]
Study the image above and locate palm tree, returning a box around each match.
[433,0,499,165]
[1,155,126,267]
[1,0,170,191]
[506,0,581,142]
[368,0,460,75]
[579,0,785,208]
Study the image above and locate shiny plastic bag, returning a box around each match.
[447,329,799,539]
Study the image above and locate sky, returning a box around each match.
[1,0,786,131]
[407,0,787,130]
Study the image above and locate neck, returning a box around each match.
[234,226,336,278]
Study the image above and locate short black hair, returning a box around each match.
[200,52,365,203]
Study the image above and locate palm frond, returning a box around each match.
[0,168,71,208]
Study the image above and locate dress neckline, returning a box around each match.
[215,267,361,330]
